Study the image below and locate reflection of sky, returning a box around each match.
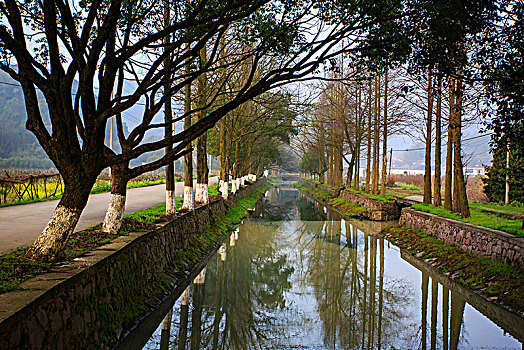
[141,188,522,350]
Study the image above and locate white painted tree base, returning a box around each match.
[182,186,194,210]
[220,181,229,199]
[218,243,227,261]
[195,183,208,204]
[27,205,82,261]
[166,190,176,214]
[230,233,236,246]
[102,193,126,234]
[193,267,206,284]
[180,287,190,306]
[231,179,238,193]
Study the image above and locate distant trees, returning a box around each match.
[479,2,524,203]
[297,67,408,195]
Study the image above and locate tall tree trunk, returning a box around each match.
[380,71,388,197]
[182,55,194,210]
[353,86,361,190]
[195,44,209,204]
[333,83,344,187]
[219,118,228,199]
[26,175,95,261]
[365,79,372,193]
[333,136,344,187]
[444,77,454,211]
[232,140,240,193]
[372,75,380,195]
[452,77,470,218]
[319,126,326,184]
[345,154,355,187]
[102,163,129,234]
[424,69,433,204]
[327,140,334,186]
[163,0,176,214]
[433,73,442,207]
[353,141,360,190]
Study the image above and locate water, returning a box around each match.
[126,184,523,349]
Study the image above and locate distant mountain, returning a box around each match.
[0,71,53,169]
[0,72,160,170]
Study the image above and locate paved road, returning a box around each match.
[404,195,423,202]
[0,177,219,254]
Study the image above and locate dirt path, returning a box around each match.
[0,178,219,254]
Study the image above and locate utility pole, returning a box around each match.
[388,148,392,176]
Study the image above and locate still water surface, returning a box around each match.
[134,185,523,349]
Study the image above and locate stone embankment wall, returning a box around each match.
[400,208,524,273]
[301,179,341,197]
[340,190,401,221]
[0,180,265,349]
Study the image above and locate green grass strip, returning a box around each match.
[412,203,524,238]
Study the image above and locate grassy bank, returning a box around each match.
[412,203,524,238]
[294,181,333,202]
[470,201,524,216]
[383,226,524,314]
[328,197,368,218]
[343,187,395,201]
[294,181,367,217]
[0,180,269,294]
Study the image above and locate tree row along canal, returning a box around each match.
[120,183,523,349]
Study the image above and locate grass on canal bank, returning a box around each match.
[328,197,368,218]
[343,187,395,201]
[0,181,266,294]
[293,181,333,202]
[412,203,524,238]
[294,181,381,218]
[383,226,524,314]
[469,201,524,216]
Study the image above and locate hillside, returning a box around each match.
[0,71,53,169]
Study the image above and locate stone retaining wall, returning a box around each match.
[301,179,341,197]
[400,208,524,272]
[0,180,265,349]
[340,190,401,221]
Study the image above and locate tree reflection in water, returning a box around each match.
[295,196,413,349]
[142,188,522,350]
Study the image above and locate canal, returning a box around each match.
[121,184,523,349]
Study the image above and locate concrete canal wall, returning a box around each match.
[400,208,524,273]
[0,180,266,349]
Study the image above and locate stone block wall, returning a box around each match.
[301,179,341,197]
[400,208,524,272]
[340,190,401,221]
[0,180,265,349]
